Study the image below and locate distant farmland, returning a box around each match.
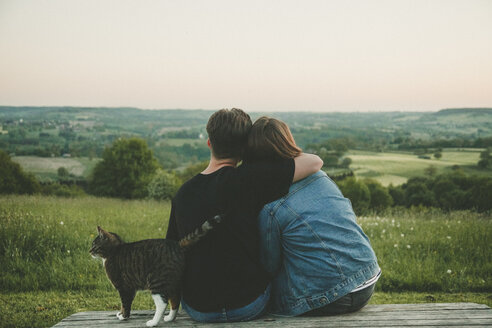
[10,148,490,186]
[11,156,98,181]
[348,149,486,186]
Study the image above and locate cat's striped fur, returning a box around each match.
[89,215,222,327]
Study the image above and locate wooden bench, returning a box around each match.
[53,303,492,327]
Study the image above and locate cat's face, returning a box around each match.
[90,226,123,259]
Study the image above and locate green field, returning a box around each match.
[11,156,99,181]
[348,149,488,186]
[158,138,203,147]
[0,195,490,327]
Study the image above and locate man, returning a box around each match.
[166,108,322,322]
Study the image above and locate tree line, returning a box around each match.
[337,170,492,214]
[1,137,491,213]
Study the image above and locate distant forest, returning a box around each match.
[1,106,491,169]
[1,106,492,212]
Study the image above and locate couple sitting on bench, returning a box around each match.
[166,108,380,322]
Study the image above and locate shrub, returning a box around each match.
[338,177,371,215]
[147,170,182,200]
[89,138,159,199]
[365,179,393,210]
[40,183,86,197]
[0,150,40,195]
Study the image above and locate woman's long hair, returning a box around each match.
[245,116,302,161]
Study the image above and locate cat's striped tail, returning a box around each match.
[178,215,223,250]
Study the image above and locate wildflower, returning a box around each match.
[447,269,452,274]
[382,229,386,233]
[60,221,64,225]
[446,236,451,239]
[401,233,405,237]
[406,245,411,249]
[67,250,70,254]
[410,227,414,231]
[394,244,398,248]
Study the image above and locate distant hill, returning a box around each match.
[435,108,492,115]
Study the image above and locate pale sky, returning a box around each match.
[0,0,491,112]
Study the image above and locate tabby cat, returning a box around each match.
[89,215,222,327]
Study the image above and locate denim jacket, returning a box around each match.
[259,170,380,316]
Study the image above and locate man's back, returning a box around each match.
[166,160,295,312]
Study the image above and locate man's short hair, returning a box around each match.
[206,108,252,160]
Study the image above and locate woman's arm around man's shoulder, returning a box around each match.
[293,153,323,182]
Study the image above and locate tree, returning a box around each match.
[477,149,491,169]
[404,178,436,207]
[147,170,182,200]
[365,179,393,211]
[468,178,492,212]
[89,138,159,199]
[388,184,406,206]
[178,161,209,183]
[432,177,462,210]
[434,151,442,159]
[338,177,371,215]
[0,150,40,194]
[57,167,69,178]
[341,157,352,168]
[424,165,437,176]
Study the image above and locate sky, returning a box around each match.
[0,0,491,112]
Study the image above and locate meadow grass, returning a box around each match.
[0,196,490,327]
[0,195,171,292]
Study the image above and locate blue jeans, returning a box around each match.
[182,285,271,322]
[303,283,376,316]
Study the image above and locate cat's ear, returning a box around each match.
[97,226,108,239]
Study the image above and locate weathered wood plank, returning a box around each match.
[52,303,492,327]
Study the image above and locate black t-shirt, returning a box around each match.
[166,159,294,312]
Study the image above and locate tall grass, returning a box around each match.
[359,207,491,292]
[0,196,490,294]
[0,195,171,291]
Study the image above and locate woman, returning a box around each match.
[245,116,381,317]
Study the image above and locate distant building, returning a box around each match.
[62,153,71,158]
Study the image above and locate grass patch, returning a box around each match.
[0,196,491,327]
[0,195,171,291]
[359,208,491,293]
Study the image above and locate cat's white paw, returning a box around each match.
[146,319,159,327]
[164,309,177,322]
[116,312,127,320]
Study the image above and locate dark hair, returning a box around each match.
[206,108,252,159]
[245,116,302,161]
